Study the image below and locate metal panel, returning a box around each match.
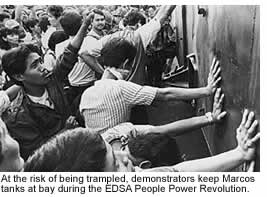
[192,5,260,171]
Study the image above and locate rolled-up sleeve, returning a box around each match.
[118,80,158,106]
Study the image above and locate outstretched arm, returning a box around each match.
[153,58,221,102]
[175,109,259,172]
[147,88,226,136]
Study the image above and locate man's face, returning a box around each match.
[6,31,19,45]
[104,141,135,172]
[0,119,24,172]
[92,13,105,31]
[20,53,52,86]
[20,10,29,23]
[148,7,155,18]
[48,13,58,27]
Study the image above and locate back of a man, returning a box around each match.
[80,78,157,133]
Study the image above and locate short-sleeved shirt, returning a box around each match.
[56,36,96,86]
[80,79,158,134]
[87,18,161,85]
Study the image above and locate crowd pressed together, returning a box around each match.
[0,5,260,172]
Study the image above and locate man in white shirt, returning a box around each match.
[56,10,103,115]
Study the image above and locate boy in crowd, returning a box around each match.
[1,13,92,160]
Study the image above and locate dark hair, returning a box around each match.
[89,9,105,22]
[48,30,69,52]
[128,133,182,167]
[0,12,10,23]
[2,44,42,86]
[24,128,107,172]
[0,24,10,50]
[101,37,137,68]
[38,16,50,33]
[124,11,146,26]
[47,5,63,19]
[23,18,38,33]
[59,10,82,36]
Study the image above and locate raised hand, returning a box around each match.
[236,109,260,161]
[211,88,227,122]
[207,57,222,94]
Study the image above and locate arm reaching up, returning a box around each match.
[70,14,91,50]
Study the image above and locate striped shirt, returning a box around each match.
[80,79,158,134]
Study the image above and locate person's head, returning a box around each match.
[24,127,135,172]
[59,10,82,36]
[123,10,146,29]
[4,19,21,46]
[24,128,107,171]
[34,6,46,19]
[89,9,105,32]
[2,44,50,87]
[0,118,24,172]
[0,12,10,25]
[100,37,137,69]
[23,18,39,34]
[112,8,125,24]
[20,9,30,23]
[147,6,156,18]
[38,16,50,33]
[0,24,10,50]
[48,30,69,52]
[47,5,63,28]
[127,133,182,168]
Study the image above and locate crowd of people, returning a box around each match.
[0,5,259,172]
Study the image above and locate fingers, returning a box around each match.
[210,57,216,72]
[247,120,258,138]
[240,109,249,127]
[249,132,260,145]
[218,111,227,119]
[246,160,255,172]
[214,88,221,102]
[212,60,220,75]
[213,76,222,86]
[214,67,221,79]
[245,111,255,129]
[213,88,224,109]
[219,93,224,106]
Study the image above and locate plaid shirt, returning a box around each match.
[80,79,157,134]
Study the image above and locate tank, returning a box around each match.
[167,5,260,171]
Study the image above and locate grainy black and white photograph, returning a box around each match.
[0,4,260,172]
